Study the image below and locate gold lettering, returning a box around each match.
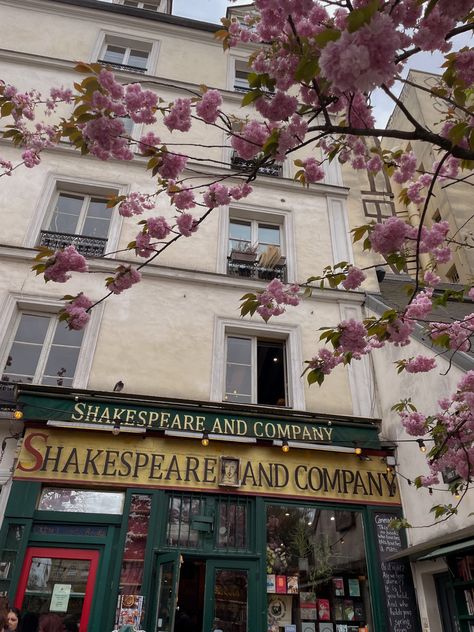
[223,418,234,434]
[323,427,333,441]
[254,421,263,437]
[170,414,182,430]
[301,427,312,440]
[312,427,325,441]
[137,410,148,426]
[99,407,111,422]
[71,402,86,421]
[85,405,101,422]
[126,409,136,423]
[212,418,224,434]
[195,416,205,431]
[159,412,170,427]
[237,419,247,436]
[183,415,194,430]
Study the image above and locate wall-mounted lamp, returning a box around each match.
[353,443,362,455]
[201,432,209,447]
[112,421,121,436]
[281,439,290,453]
[13,408,23,420]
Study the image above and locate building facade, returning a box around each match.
[0,2,469,632]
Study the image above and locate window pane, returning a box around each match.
[23,557,91,622]
[167,495,204,548]
[87,198,112,219]
[119,494,152,594]
[258,224,280,247]
[42,345,81,385]
[229,220,251,242]
[103,45,126,64]
[213,569,248,632]
[14,314,50,344]
[128,49,148,69]
[143,3,159,9]
[266,505,373,631]
[81,217,110,239]
[38,488,125,513]
[257,341,286,405]
[52,324,84,346]
[225,365,252,401]
[227,337,251,364]
[217,501,248,549]
[2,342,42,382]
[49,194,83,234]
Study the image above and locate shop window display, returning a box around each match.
[266,505,372,632]
[118,495,152,595]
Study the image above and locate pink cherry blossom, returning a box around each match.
[158,152,188,180]
[231,121,269,161]
[338,319,368,355]
[302,157,325,183]
[118,192,155,217]
[341,267,366,290]
[163,98,192,132]
[147,216,172,240]
[44,245,88,283]
[173,188,196,210]
[135,232,155,258]
[195,90,222,124]
[176,213,198,237]
[107,266,141,294]
[401,411,427,436]
[405,356,437,373]
[203,183,231,208]
[62,293,93,330]
[369,217,409,256]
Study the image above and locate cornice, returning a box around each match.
[0,244,364,304]
[0,0,219,45]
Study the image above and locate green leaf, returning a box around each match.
[314,29,341,48]
[347,0,378,33]
[294,56,320,83]
[240,90,262,107]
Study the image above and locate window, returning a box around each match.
[99,43,149,73]
[228,217,286,281]
[234,60,250,92]
[38,488,125,513]
[118,0,168,10]
[231,151,283,178]
[1,312,84,387]
[39,191,112,257]
[225,335,287,406]
[446,265,460,284]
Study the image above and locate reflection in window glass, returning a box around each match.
[166,494,204,548]
[214,569,248,632]
[119,494,152,594]
[23,556,90,624]
[217,500,248,550]
[38,488,124,514]
[266,505,372,631]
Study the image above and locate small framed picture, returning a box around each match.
[219,457,241,487]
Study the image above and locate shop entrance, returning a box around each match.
[153,553,257,632]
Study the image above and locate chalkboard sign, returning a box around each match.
[373,513,420,632]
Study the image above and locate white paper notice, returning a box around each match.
[50,584,71,612]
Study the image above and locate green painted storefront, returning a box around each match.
[0,388,421,632]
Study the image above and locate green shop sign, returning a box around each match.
[19,394,381,447]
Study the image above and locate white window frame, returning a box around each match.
[224,334,287,405]
[92,31,160,76]
[24,174,128,256]
[0,293,104,389]
[327,197,354,266]
[45,191,110,240]
[114,0,169,11]
[227,56,250,92]
[217,203,297,282]
[211,318,305,410]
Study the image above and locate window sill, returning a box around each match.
[39,230,107,257]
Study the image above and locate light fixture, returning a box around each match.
[273,357,279,362]
[281,439,290,453]
[285,512,290,516]
[13,408,23,420]
[330,516,335,521]
[307,521,312,526]
[417,439,426,452]
[112,422,120,436]
[354,444,362,455]
[201,432,209,447]
[46,420,146,434]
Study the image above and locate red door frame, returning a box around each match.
[14,547,99,632]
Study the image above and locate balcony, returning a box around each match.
[39,230,108,257]
[97,59,147,74]
[231,154,282,177]
[227,257,287,282]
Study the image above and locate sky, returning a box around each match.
[172,0,248,23]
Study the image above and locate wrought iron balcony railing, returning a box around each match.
[97,59,147,74]
[231,154,282,177]
[227,258,287,282]
[39,230,108,257]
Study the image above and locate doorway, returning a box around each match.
[153,554,258,632]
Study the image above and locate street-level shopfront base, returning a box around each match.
[0,428,420,632]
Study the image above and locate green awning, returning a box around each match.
[418,539,474,561]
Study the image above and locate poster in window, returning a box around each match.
[287,576,299,594]
[333,599,343,620]
[318,624,334,632]
[267,575,276,593]
[268,595,292,626]
[300,592,317,620]
[302,624,315,632]
[276,575,287,593]
[353,603,364,620]
[347,579,360,597]
[117,595,144,628]
[332,577,344,596]
[317,599,330,621]
[336,626,348,632]
[343,600,355,621]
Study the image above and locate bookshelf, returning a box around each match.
[450,553,474,632]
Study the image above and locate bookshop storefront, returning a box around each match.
[0,389,420,632]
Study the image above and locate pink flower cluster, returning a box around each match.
[172,188,196,210]
[135,232,155,258]
[147,216,171,240]
[338,319,368,355]
[369,217,409,256]
[138,132,161,155]
[44,245,88,283]
[21,150,41,168]
[158,152,188,180]
[308,348,342,375]
[62,293,93,330]
[341,267,366,290]
[118,192,155,217]
[404,355,437,373]
[107,266,142,295]
[176,213,199,237]
[195,90,222,124]
[231,121,269,161]
[404,289,433,320]
[393,152,417,184]
[255,91,298,122]
[256,279,300,321]
[302,157,325,183]
[430,315,474,352]
[163,98,192,132]
[401,411,427,435]
[203,183,231,208]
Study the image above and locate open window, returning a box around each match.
[224,335,287,406]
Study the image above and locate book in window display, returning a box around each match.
[343,599,355,621]
[318,599,331,621]
[287,575,299,594]
[347,578,360,597]
[353,602,364,621]
[333,598,343,620]
[300,592,317,621]
[318,623,334,632]
[302,623,315,632]
[267,574,276,593]
[336,625,348,632]
[276,575,287,594]
[332,577,344,596]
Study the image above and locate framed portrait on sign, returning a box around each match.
[219,457,241,487]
